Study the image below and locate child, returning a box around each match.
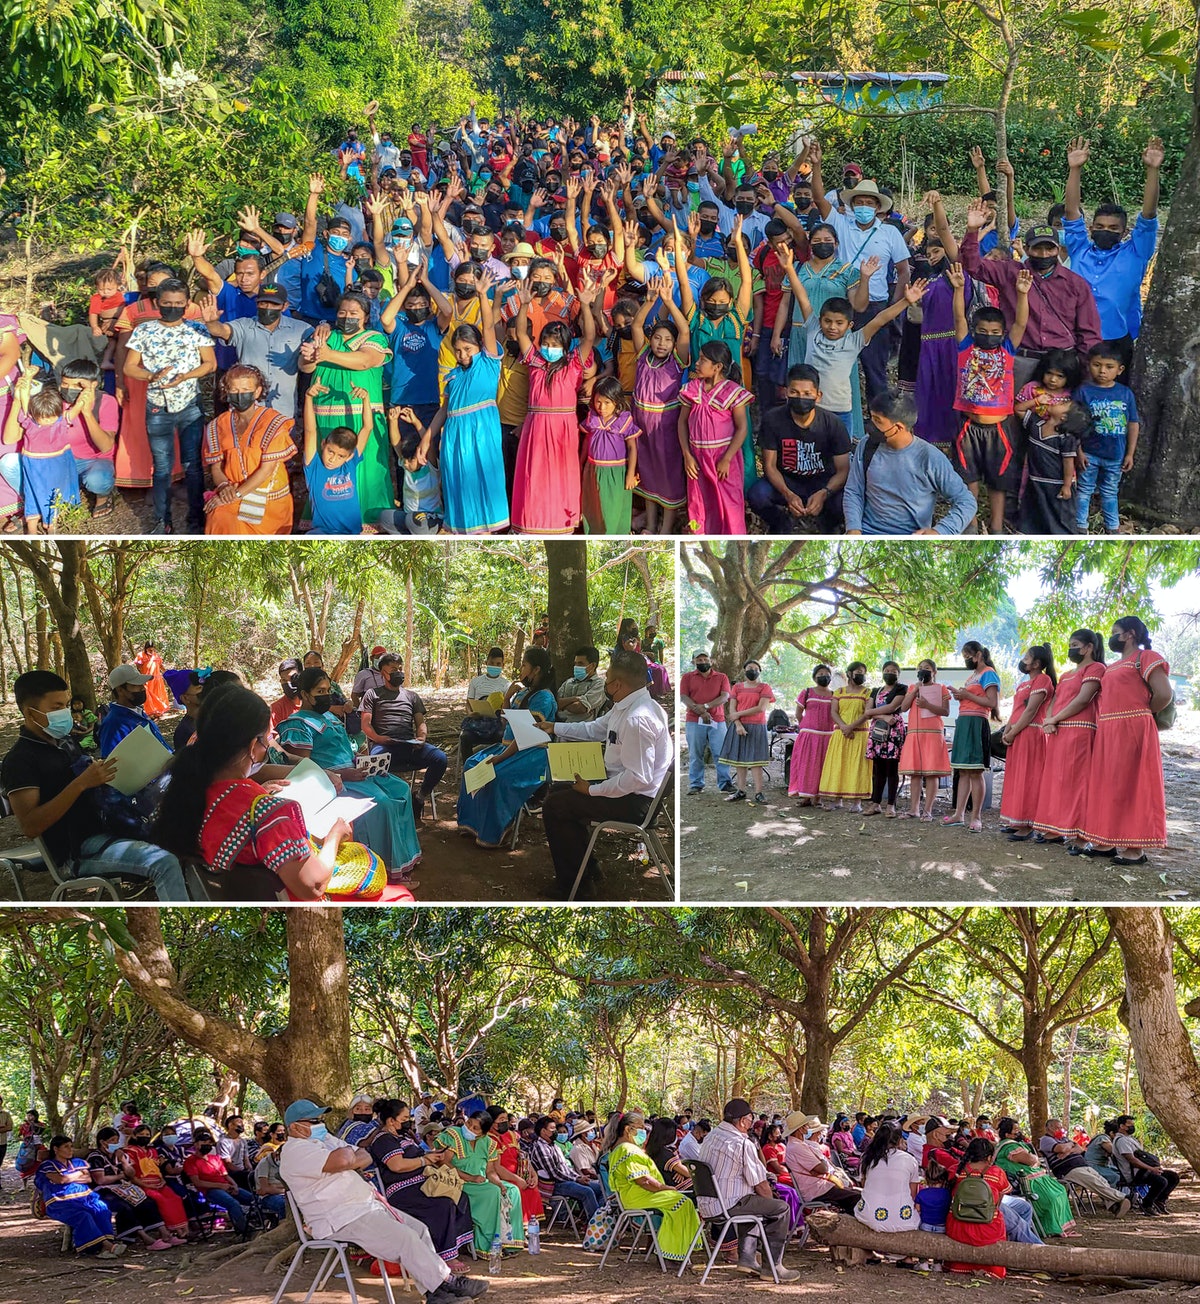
[88,268,126,373]
[609,295,640,395]
[631,278,692,534]
[1013,348,1079,423]
[303,380,372,534]
[917,1158,952,1246]
[1074,342,1140,533]
[70,696,97,751]
[678,340,753,534]
[389,404,443,521]
[581,376,639,534]
[719,660,776,805]
[947,261,1031,534]
[498,319,531,500]
[2,375,80,533]
[1017,401,1090,534]
[800,282,928,433]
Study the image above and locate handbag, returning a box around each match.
[581,1201,618,1252]
[110,1179,149,1206]
[869,717,893,746]
[421,1164,465,1201]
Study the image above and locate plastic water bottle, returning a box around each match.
[527,1217,540,1254]
[489,1233,502,1274]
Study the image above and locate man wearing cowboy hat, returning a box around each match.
[567,1117,601,1182]
[808,143,911,402]
[782,1113,860,1211]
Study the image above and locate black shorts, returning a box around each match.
[954,418,1017,492]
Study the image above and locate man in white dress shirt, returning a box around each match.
[537,649,672,897]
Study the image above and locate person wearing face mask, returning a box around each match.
[1033,629,1106,851]
[568,1118,601,1182]
[1110,1114,1179,1215]
[55,358,118,517]
[1037,1118,1130,1216]
[269,657,305,731]
[1076,615,1173,865]
[944,642,1002,832]
[294,175,356,325]
[489,1108,544,1226]
[185,222,280,367]
[817,661,872,812]
[681,651,734,796]
[500,256,579,345]
[379,259,447,460]
[529,1114,604,1218]
[787,664,836,806]
[277,667,422,883]
[96,662,170,758]
[201,282,311,420]
[718,659,776,806]
[118,1126,195,1241]
[437,1109,525,1253]
[894,658,951,820]
[784,1113,860,1212]
[858,660,908,818]
[556,646,606,720]
[603,1109,702,1267]
[359,653,447,824]
[999,644,1057,841]
[86,1127,177,1250]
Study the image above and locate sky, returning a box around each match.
[1008,567,1200,619]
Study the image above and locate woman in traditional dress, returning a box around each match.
[678,341,753,535]
[438,1112,525,1253]
[86,1128,175,1249]
[490,1109,544,1226]
[117,1124,191,1240]
[896,658,951,820]
[202,365,296,535]
[630,280,691,534]
[818,663,872,810]
[945,1138,1010,1278]
[1000,645,1056,840]
[945,642,1002,832]
[860,661,909,818]
[133,642,170,719]
[36,1136,123,1258]
[994,1118,1077,1239]
[16,1111,45,1187]
[718,661,776,805]
[788,665,836,805]
[603,1110,700,1266]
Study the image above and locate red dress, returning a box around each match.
[1079,651,1170,848]
[511,348,584,534]
[494,1132,544,1223]
[945,1165,1009,1278]
[999,672,1053,825]
[1032,662,1105,839]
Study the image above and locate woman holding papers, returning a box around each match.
[276,668,421,884]
[896,659,952,820]
[944,642,1002,833]
[456,646,558,848]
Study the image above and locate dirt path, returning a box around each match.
[680,713,1200,904]
[3,1170,1200,1304]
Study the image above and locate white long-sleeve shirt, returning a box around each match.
[550,687,671,800]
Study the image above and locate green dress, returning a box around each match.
[275,708,421,874]
[312,327,394,523]
[994,1139,1074,1237]
[608,1141,700,1263]
[438,1127,525,1253]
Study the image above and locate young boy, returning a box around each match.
[88,268,126,373]
[1074,342,1140,532]
[1016,401,1090,535]
[388,404,443,524]
[947,261,1031,534]
[302,380,372,534]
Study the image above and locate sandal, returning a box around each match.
[968,820,983,833]
[919,813,934,822]
[1113,853,1149,866]
[942,815,964,826]
[1007,829,1034,841]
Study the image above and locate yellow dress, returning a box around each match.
[818,688,872,799]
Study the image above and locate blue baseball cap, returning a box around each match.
[283,1099,331,1126]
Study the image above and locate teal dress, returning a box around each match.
[276,708,421,874]
[786,258,865,440]
[457,687,556,846]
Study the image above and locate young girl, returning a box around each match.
[581,376,639,534]
[1000,644,1056,840]
[788,664,836,806]
[631,279,691,534]
[917,1159,951,1234]
[89,268,126,374]
[678,340,753,534]
[303,381,372,534]
[1016,401,1088,535]
[719,660,775,805]
[817,663,872,811]
[1013,348,1079,422]
[3,375,80,533]
[860,662,908,818]
[510,275,599,534]
[897,660,951,820]
[946,641,1002,832]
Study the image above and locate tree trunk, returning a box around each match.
[1107,908,1200,1173]
[1061,1023,1079,1128]
[35,602,49,669]
[1126,57,1200,526]
[0,568,23,677]
[545,541,593,681]
[1021,1038,1052,1135]
[9,542,96,707]
[703,543,777,669]
[799,1021,833,1118]
[405,570,414,676]
[331,598,365,683]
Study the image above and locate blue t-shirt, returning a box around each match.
[979,220,1020,256]
[214,281,262,369]
[385,315,442,405]
[297,244,351,322]
[305,451,363,534]
[1075,382,1138,461]
[916,1186,951,1227]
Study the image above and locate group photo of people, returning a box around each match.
[0,538,674,903]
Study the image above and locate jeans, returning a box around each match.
[1133,1168,1180,1210]
[746,477,844,534]
[146,400,205,528]
[77,457,115,497]
[370,740,447,794]
[686,720,733,791]
[856,300,893,401]
[553,1178,604,1220]
[1000,1193,1043,1244]
[77,833,188,901]
[200,1187,247,1232]
[1075,452,1123,531]
[259,1192,288,1219]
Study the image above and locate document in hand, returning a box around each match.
[501,708,551,751]
[917,685,944,720]
[467,697,500,717]
[105,725,172,795]
[463,761,495,794]
[285,758,376,838]
[546,741,607,782]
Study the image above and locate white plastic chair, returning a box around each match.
[596,1185,667,1274]
[273,1191,403,1304]
[566,768,675,902]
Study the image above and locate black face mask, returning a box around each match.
[197,1143,214,1153]
[587,243,608,258]
[850,672,866,685]
[972,331,1003,350]
[312,693,333,713]
[788,396,817,416]
[615,324,633,340]
[61,386,83,404]
[882,672,898,685]
[129,688,148,707]
[284,678,300,698]
[698,219,718,235]
[388,671,405,687]
[530,281,552,298]
[695,662,711,674]
[158,304,186,323]
[468,248,488,264]
[227,391,256,412]
[1027,253,1058,273]
[133,1134,151,1146]
[794,195,813,210]
[1108,634,1125,653]
[917,668,932,684]
[744,668,760,681]
[809,242,836,260]
[454,282,476,299]
[963,656,976,669]
[257,306,282,326]
[704,302,731,319]
[1018,659,1031,675]
[462,219,485,235]
[735,200,755,215]
[1091,229,1121,251]
[406,305,430,323]
[762,169,780,182]
[815,674,831,687]
[1067,647,1085,664]
[549,228,568,242]
[335,316,361,333]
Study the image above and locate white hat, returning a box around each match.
[109,665,151,689]
[842,178,894,215]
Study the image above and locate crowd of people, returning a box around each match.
[0,621,672,902]
[15,1089,1179,1289]
[0,105,1166,536]
[682,614,1173,864]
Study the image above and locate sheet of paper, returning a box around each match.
[547,741,607,783]
[464,761,495,794]
[105,725,172,795]
[468,697,499,717]
[283,758,375,836]
[917,684,943,721]
[502,708,551,751]
[303,796,376,839]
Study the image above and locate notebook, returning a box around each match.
[105,725,172,796]
[284,758,376,838]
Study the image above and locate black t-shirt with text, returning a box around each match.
[758,404,851,496]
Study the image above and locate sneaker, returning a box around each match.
[687,787,704,795]
[445,1277,489,1299]
[149,519,175,535]
[718,781,736,793]
[725,790,747,803]
[764,1264,801,1282]
[1110,1197,1132,1218]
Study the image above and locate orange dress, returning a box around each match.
[134,648,170,718]
[113,298,193,487]
[999,672,1053,825]
[1033,663,1105,840]
[897,684,951,775]
[202,407,296,535]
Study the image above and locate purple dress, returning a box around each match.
[788,688,835,798]
[632,346,687,509]
[915,273,973,445]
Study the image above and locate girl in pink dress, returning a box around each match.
[678,341,753,535]
[631,280,691,534]
[509,277,598,534]
[788,665,836,804]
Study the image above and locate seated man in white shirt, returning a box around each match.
[567,1119,601,1181]
[537,649,672,898]
[678,1118,711,1164]
[278,1098,487,1303]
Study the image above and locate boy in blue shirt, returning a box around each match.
[303,381,372,534]
[1074,342,1140,533]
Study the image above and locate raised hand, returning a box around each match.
[364,194,386,217]
[1015,267,1034,294]
[1143,135,1165,170]
[860,254,880,278]
[922,189,944,209]
[236,205,262,233]
[198,293,219,323]
[565,176,581,200]
[350,384,370,402]
[185,228,209,259]
[903,277,930,305]
[530,186,548,208]
[775,242,795,271]
[944,262,965,289]
[968,145,984,168]
[1066,136,1090,169]
[965,198,988,231]
[309,173,326,195]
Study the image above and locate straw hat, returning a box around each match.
[841,178,894,214]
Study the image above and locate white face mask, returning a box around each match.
[512,265,529,279]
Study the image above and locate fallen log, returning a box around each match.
[813,1214,1200,1283]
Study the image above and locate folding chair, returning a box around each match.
[597,1185,667,1274]
[273,1191,402,1304]
[543,1191,582,1238]
[33,835,122,902]
[566,769,675,902]
[683,1159,781,1284]
[509,800,540,850]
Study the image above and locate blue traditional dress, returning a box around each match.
[35,1157,114,1251]
[440,348,509,533]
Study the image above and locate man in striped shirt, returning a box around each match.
[696,1099,799,1281]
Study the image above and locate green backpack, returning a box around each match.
[950,1172,996,1224]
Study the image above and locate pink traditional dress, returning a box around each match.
[788,687,835,799]
[511,347,584,534]
[1033,662,1105,840]
[631,346,687,510]
[680,376,753,534]
[999,672,1053,826]
[113,298,190,488]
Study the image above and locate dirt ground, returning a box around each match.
[4,1167,1200,1304]
[680,711,1200,904]
[0,690,674,904]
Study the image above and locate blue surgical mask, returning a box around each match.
[573,666,588,680]
[161,1136,177,1147]
[327,234,350,252]
[634,1128,647,1146]
[107,1141,120,1154]
[686,181,699,193]
[485,665,502,677]
[853,206,877,225]
[541,345,564,363]
[308,1123,328,1142]
[37,707,75,739]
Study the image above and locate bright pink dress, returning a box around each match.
[999,672,1053,825]
[1033,662,1105,840]
[510,347,584,534]
[788,688,835,798]
[680,376,753,534]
